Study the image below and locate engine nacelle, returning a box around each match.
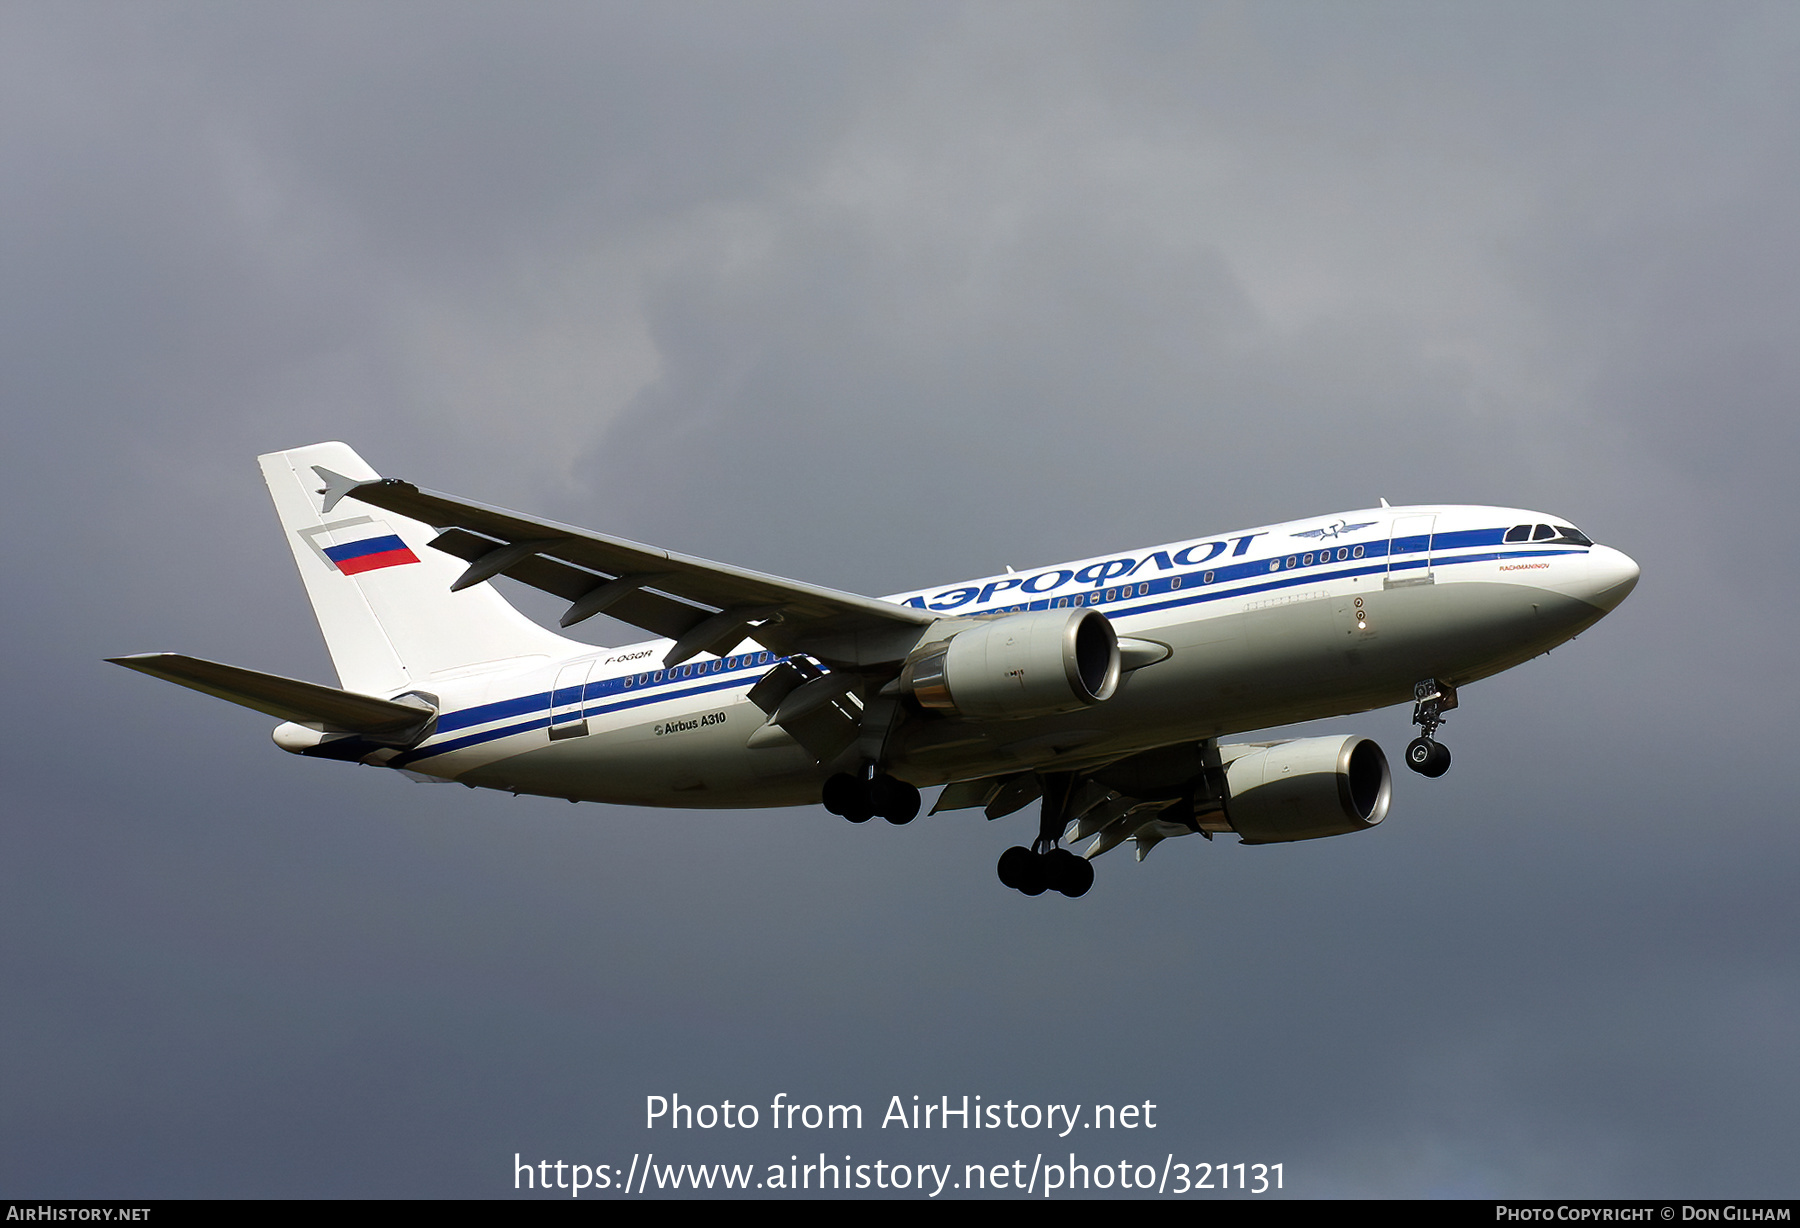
[1222,735,1391,844]
[901,608,1121,719]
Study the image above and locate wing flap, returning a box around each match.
[426,527,713,641]
[931,776,1005,815]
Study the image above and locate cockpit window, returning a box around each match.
[1508,522,1593,547]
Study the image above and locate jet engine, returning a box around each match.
[900,608,1120,719]
[1221,735,1391,844]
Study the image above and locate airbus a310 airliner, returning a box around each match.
[113,443,1638,898]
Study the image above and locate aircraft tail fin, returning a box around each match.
[259,442,578,694]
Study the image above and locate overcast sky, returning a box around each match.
[4,1,1797,1199]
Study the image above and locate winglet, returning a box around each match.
[311,466,370,514]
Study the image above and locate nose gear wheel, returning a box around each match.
[1406,678,1457,777]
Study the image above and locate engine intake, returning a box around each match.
[901,608,1120,719]
[1222,735,1391,844]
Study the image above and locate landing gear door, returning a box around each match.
[1386,514,1436,587]
[549,659,595,741]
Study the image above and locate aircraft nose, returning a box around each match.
[1582,545,1640,612]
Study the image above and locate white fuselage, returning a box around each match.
[356,506,1637,808]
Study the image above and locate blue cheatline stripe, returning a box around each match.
[1433,527,1505,550]
[386,532,1584,770]
[392,674,754,768]
[434,690,554,733]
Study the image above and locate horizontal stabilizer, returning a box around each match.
[108,653,433,734]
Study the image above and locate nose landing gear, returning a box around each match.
[1406,678,1456,777]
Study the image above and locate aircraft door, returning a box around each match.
[1386,514,1436,586]
[548,660,595,741]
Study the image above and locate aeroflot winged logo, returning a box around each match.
[1291,519,1378,542]
[296,517,420,575]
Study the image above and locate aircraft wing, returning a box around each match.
[312,469,938,668]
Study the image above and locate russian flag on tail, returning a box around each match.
[324,534,419,575]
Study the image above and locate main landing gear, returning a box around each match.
[1405,677,1457,778]
[822,770,921,825]
[997,845,1094,898]
[996,773,1095,898]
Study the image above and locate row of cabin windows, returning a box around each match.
[1053,579,1170,608]
[1276,545,1365,571]
[622,651,775,689]
[1505,523,1593,546]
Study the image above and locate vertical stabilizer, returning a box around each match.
[259,443,579,694]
